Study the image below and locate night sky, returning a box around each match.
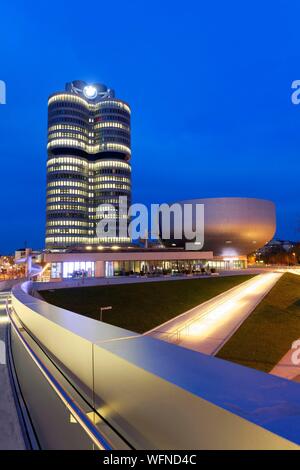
[0,0,299,253]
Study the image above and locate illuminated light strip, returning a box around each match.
[47,139,86,150]
[93,184,130,189]
[93,179,131,184]
[46,221,87,226]
[85,144,131,154]
[45,238,92,243]
[91,161,131,169]
[47,157,88,166]
[48,132,88,140]
[48,93,88,107]
[90,100,131,113]
[7,303,111,451]
[94,122,129,130]
[48,94,131,114]
[149,276,256,340]
[48,125,87,133]
[47,167,85,173]
[47,140,131,155]
[94,238,131,242]
[164,273,280,342]
[47,158,131,170]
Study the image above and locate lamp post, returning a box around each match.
[100,306,112,322]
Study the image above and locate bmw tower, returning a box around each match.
[46,80,131,250]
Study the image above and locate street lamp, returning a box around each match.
[99,305,112,322]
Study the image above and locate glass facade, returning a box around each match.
[49,257,246,280]
[110,259,246,276]
[51,261,95,279]
[46,81,131,250]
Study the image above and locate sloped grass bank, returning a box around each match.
[217,273,300,372]
[41,275,253,334]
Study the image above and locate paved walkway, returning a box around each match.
[0,291,25,449]
[146,272,283,355]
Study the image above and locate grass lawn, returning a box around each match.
[217,272,300,373]
[40,275,254,334]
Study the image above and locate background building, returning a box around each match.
[44,248,247,280]
[46,80,131,250]
[255,238,299,265]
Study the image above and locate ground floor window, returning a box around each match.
[50,262,62,279]
[105,261,114,277]
[50,261,95,279]
[110,259,246,277]
[112,260,207,276]
[207,260,246,270]
[62,261,95,278]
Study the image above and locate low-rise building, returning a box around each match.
[43,248,247,281]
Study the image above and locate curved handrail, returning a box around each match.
[7,300,112,451]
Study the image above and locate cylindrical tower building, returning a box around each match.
[46,80,131,250]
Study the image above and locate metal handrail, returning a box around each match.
[6,299,112,450]
[158,274,268,343]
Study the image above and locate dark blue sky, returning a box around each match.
[0,0,299,253]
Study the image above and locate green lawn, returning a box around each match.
[40,275,254,334]
[217,272,300,372]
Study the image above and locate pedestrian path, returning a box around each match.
[146,272,282,355]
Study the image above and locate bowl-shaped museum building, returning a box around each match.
[161,197,276,256]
